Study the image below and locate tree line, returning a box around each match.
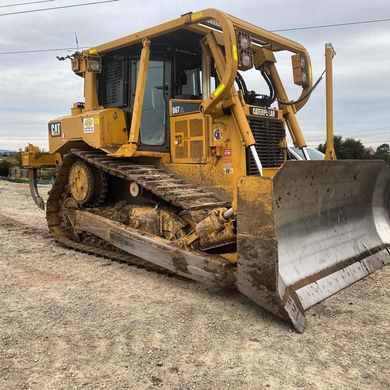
[318,136,389,163]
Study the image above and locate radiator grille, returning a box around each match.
[247,117,285,174]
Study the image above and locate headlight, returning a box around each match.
[301,71,307,84]
[292,53,310,87]
[300,55,306,69]
[240,50,253,70]
[88,56,102,73]
[238,31,251,50]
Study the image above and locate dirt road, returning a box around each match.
[0,180,389,389]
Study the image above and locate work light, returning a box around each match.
[238,31,251,50]
[292,53,309,87]
[240,50,253,70]
[88,57,102,73]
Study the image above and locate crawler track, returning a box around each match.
[46,149,231,272]
[71,149,229,213]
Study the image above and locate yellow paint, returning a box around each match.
[220,253,237,263]
[128,39,151,147]
[232,44,238,62]
[308,64,312,81]
[263,167,279,177]
[22,144,61,168]
[89,48,97,54]
[213,83,225,98]
[48,108,128,154]
[238,176,273,214]
[191,11,203,21]
[111,143,137,157]
[169,109,207,164]
[69,163,90,202]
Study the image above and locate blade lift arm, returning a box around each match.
[203,33,264,174]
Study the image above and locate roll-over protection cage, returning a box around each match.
[82,9,314,159]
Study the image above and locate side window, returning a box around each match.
[99,59,127,107]
[175,67,201,99]
[210,76,216,92]
[181,68,201,96]
[199,71,217,98]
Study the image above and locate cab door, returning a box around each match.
[136,57,171,152]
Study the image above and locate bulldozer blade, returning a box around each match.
[237,160,390,332]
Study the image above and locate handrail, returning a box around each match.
[187,9,238,114]
[89,8,314,112]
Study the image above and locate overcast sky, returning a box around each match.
[0,0,389,150]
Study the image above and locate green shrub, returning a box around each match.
[39,168,56,180]
[0,160,11,177]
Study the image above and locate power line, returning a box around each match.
[0,0,54,8]
[1,14,390,55]
[0,47,88,55]
[313,129,390,137]
[310,129,390,136]
[304,132,390,142]
[309,135,389,140]
[339,129,390,135]
[303,127,389,135]
[344,127,390,131]
[272,17,390,32]
[0,0,119,16]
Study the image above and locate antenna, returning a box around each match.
[56,34,80,61]
[75,32,80,52]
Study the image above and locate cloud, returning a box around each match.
[0,0,389,150]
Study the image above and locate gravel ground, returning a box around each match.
[0,180,389,390]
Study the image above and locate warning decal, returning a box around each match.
[83,118,95,133]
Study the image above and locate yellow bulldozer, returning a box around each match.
[23,9,389,332]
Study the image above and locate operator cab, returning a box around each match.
[97,29,275,154]
[98,30,204,152]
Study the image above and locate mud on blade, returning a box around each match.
[237,160,390,332]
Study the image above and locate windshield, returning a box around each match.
[290,147,324,160]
